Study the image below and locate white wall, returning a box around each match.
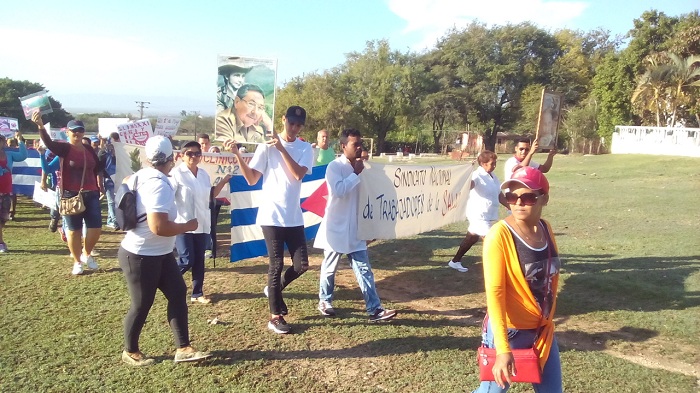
[612,126,700,157]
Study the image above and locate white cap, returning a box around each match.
[145,135,173,164]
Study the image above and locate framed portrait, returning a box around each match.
[215,55,277,144]
[535,90,562,151]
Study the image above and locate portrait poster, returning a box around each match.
[0,117,19,138]
[117,119,153,146]
[535,90,562,150]
[215,55,277,144]
[19,90,53,120]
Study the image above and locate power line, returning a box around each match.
[135,101,150,119]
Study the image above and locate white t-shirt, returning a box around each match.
[467,166,501,222]
[504,156,539,180]
[170,163,211,234]
[249,138,313,227]
[313,155,364,254]
[121,167,178,256]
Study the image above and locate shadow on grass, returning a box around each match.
[557,254,700,316]
[209,334,481,364]
[557,326,659,353]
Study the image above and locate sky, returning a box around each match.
[2,0,697,117]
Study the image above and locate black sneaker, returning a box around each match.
[49,218,58,233]
[267,316,291,334]
[369,308,397,322]
[318,300,336,317]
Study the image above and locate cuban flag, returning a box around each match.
[229,164,329,262]
[12,148,42,196]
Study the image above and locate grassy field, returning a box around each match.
[0,153,698,392]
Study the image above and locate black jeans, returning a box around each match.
[118,247,190,352]
[261,226,309,316]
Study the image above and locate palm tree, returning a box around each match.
[665,54,700,127]
[631,57,673,126]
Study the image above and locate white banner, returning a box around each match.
[154,117,181,137]
[358,162,475,239]
[117,119,153,146]
[99,118,130,138]
[113,142,253,199]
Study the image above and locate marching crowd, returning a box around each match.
[22,105,562,392]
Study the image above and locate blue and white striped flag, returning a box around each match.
[12,149,42,196]
[229,164,328,262]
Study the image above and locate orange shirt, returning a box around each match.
[482,219,560,369]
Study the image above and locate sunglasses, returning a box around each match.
[185,151,202,158]
[69,128,85,134]
[504,191,542,206]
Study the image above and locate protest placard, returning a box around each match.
[19,90,53,120]
[117,120,153,146]
[154,117,181,137]
[0,117,19,138]
[98,118,130,138]
[32,181,57,209]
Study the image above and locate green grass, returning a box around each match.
[0,153,698,392]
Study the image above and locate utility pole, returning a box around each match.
[135,101,150,119]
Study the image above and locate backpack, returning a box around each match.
[115,175,147,231]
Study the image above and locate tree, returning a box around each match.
[666,54,700,127]
[631,55,674,126]
[431,22,559,151]
[340,40,415,152]
[0,78,73,131]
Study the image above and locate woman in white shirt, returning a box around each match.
[118,136,212,366]
[171,141,231,304]
[448,150,509,272]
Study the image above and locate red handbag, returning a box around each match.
[477,345,541,384]
[477,235,553,384]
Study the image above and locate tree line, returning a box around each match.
[274,9,699,153]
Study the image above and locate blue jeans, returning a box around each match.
[104,178,116,226]
[175,233,209,298]
[319,250,382,314]
[473,319,562,393]
[63,190,102,230]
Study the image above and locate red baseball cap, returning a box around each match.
[501,166,549,194]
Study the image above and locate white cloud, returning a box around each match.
[1,28,180,95]
[388,0,589,50]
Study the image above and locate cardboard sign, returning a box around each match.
[117,120,153,146]
[0,117,19,138]
[154,117,181,137]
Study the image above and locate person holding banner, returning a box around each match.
[314,129,397,322]
[224,105,314,334]
[473,166,562,392]
[0,131,27,252]
[503,139,556,181]
[215,84,271,143]
[33,113,104,275]
[171,141,231,304]
[448,150,508,272]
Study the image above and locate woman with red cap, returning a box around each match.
[473,166,562,393]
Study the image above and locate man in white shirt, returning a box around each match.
[313,129,397,323]
[503,138,556,180]
[225,106,314,334]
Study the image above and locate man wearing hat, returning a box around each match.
[217,58,252,113]
[215,84,271,143]
[224,106,314,334]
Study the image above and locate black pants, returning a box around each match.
[118,247,190,352]
[209,202,223,258]
[261,226,309,315]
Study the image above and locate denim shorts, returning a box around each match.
[63,190,102,231]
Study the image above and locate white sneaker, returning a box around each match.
[72,262,84,275]
[448,260,468,272]
[263,286,269,297]
[81,254,99,270]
